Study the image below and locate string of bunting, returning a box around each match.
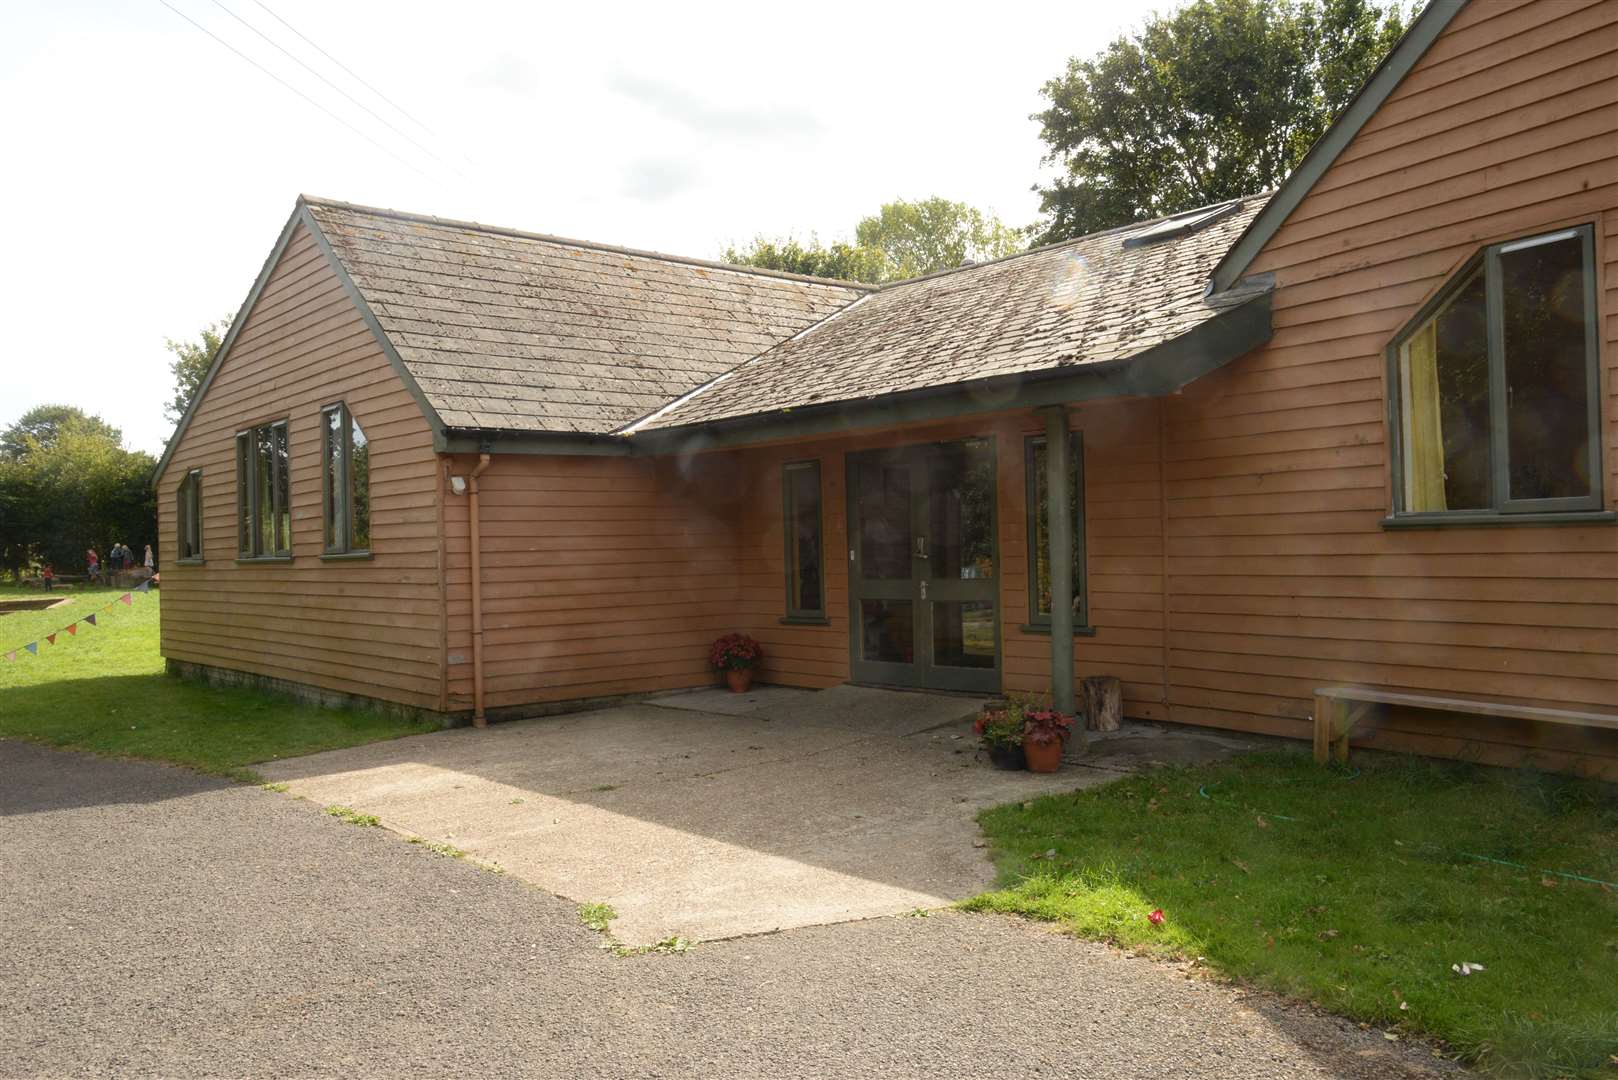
[3,579,152,663]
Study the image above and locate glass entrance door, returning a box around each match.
[848,439,999,692]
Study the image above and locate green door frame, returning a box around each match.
[845,439,1001,694]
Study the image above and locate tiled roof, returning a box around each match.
[303,198,870,435]
[626,195,1271,433]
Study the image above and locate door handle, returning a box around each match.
[915,536,929,560]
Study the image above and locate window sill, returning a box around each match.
[1381,510,1615,530]
[321,551,374,562]
[1019,623,1098,637]
[779,614,830,626]
[173,558,205,566]
[235,556,293,564]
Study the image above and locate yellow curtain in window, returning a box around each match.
[1403,321,1447,512]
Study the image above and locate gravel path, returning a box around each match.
[1,741,1458,1079]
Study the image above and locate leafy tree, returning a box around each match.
[726,197,1026,284]
[1032,0,1411,243]
[854,197,1026,279]
[722,236,888,284]
[164,316,232,427]
[1,404,122,461]
[0,409,156,579]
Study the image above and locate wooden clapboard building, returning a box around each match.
[156,0,1618,777]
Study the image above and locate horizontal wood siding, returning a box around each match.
[156,224,445,709]
[1163,0,1618,777]
[441,454,744,709]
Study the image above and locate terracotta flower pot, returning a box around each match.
[1023,735,1062,773]
[725,667,754,694]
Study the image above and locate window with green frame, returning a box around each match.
[1024,432,1087,627]
[321,402,370,555]
[1388,224,1604,522]
[175,468,203,562]
[234,420,290,558]
[782,460,823,618]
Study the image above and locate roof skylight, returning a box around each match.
[1121,200,1240,249]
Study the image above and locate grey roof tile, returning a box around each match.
[629,197,1270,432]
[305,199,868,435]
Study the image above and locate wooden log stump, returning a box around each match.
[1082,675,1123,732]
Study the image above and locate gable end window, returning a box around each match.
[322,403,370,556]
[235,420,291,558]
[1025,433,1088,629]
[1389,225,1604,522]
[782,460,824,619]
[176,469,203,563]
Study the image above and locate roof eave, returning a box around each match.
[152,198,451,487]
[1208,0,1469,293]
[437,427,633,457]
[151,205,306,488]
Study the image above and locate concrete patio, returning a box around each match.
[260,685,1262,945]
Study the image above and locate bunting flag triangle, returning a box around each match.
[5,650,14,662]
[24,642,38,655]
[46,633,56,645]
[135,580,151,593]
[84,613,97,627]
[119,593,132,605]
[65,623,77,636]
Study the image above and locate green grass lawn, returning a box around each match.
[0,584,439,779]
[965,750,1618,1078]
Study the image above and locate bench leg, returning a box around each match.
[1333,702,1373,765]
[1312,696,1331,764]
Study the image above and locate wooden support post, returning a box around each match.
[1043,406,1075,716]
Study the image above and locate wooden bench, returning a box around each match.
[1312,686,1618,765]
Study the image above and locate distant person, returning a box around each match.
[41,564,53,591]
[86,548,99,583]
[144,544,154,572]
[109,544,124,573]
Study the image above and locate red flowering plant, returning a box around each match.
[1019,698,1075,748]
[709,633,763,671]
[973,705,1023,750]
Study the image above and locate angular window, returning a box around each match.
[235,420,291,558]
[1392,226,1602,519]
[782,460,823,617]
[322,403,371,555]
[1025,433,1087,627]
[176,468,203,562]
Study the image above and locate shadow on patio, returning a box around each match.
[258,684,1261,945]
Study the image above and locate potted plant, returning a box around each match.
[1021,704,1074,773]
[974,703,1026,770]
[710,632,763,693]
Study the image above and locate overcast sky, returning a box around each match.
[1,0,1161,455]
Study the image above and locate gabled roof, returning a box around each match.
[1209,0,1469,291]
[303,198,870,436]
[627,195,1272,435]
